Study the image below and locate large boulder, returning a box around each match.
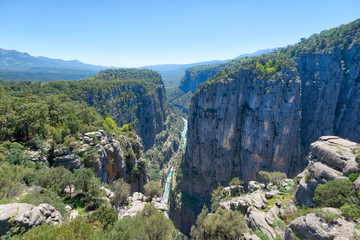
[295,136,360,207]
[246,207,277,240]
[117,192,168,219]
[285,208,360,240]
[0,203,62,236]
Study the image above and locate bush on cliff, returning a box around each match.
[229,177,243,186]
[191,206,247,240]
[21,216,99,240]
[144,180,161,200]
[111,178,131,205]
[259,171,287,187]
[313,179,354,208]
[103,204,176,240]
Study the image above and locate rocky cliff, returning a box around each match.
[82,69,167,150]
[173,21,360,233]
[26,130,148,193]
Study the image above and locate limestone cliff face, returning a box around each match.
[297,45,360,154]
[179,65,223,94]
[85,84,166,150]
[173,45,360,233]
[50,130,148,193]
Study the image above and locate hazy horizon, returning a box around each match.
[1,0,360,67]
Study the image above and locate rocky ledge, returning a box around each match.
[117,192,168,219]
[0,203,62,235]
[295,136,360,207]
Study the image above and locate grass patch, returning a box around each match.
[314,209,341,223]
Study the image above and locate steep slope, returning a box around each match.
[172,19,360,234]
[1,68,167,150]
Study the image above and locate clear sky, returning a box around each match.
[1,0,359,67]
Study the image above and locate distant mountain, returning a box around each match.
[0,48,110,82]
[141,48,276,87]
[0,48,108,71]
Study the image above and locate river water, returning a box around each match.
[161,117,187,204]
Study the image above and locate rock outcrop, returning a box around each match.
[50,130,148,193]
[295,136,359,207]
[285,208,360,240]
[117,192,168,219]
[0,203,62,236]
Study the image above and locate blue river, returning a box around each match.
[161,117,187,204]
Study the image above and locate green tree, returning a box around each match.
[0,163,33,199]
[313,179,355,208]
[229,177,243,186]
[144,180,161,200]
[89,205,118,230]
[259,171,287,187]
[190,205,209,239]
[191,207,247,240]
[103,204,176,240]
[73,168,103,206]
[211,185,225,211]
[111,178,131,205]
[105,117,117,129]
[21,216,99,240]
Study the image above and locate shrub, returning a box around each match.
[229,177,243,186]
[256,230,269,240]
[111,178,131,205]
[89,205,118,230]
[191,207,247,240]
[313,179,354,208]
[259,171,287,187]
[21,216,99,240]
[314,209,341,223]
[144,180,161,200]
[210,185,225,211]
[341,203,360,220]
[20,189,67,217]
[30,134,46,149]
[0,163,33,199]
[36,166,73,196]
[348,173,360,182]
[103,203,176,240]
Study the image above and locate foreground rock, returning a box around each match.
[295,136,360,207]
[285,208,360,240]
[51,130,148,192]
[0,203,62,236]
[117,192,168,219]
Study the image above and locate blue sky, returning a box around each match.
[1,0,359,67]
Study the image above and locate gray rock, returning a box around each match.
[285,210,359,240]
[248,181,265,193]
[0,203,62,236]
[247,207,277,239]
[279,204,297,220]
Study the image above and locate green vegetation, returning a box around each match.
[110,178,131,205]
[144,180,162,200]
[21,216,99,240]
[349,172,360,182]
[0,68,166,148]
[229,177,243,186]
[314,209,341,223]
[190,206,247,240]
[210,185,225,211]
[103,203,178,240]
[21,189,67,217]
[259,171,287,187]
[313,179,355,208]
[341,203,360,220]
[255,231,269,240]
[89,205,118,230]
